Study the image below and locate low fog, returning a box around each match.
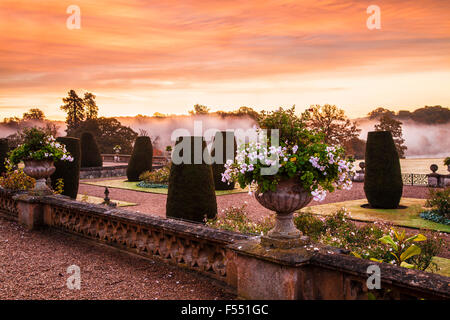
[356,119,450,158]
[1,116,447,158]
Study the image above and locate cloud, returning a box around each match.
[0,0,449,118]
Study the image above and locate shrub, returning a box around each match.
[444,157,450,166]
[51,137,81,199]
[0,168,35,191]
[420,210,450,225]
[80,132,103,168]
[127,136,153,182]
[364,131,403,208]
[206,203,274,234]
[0,138,9,174]
[293,212,325,241]
[425,187,449,218]
[166,136,217,222]
[211,131,237,190]
[139,166,170,184]
[410,230,446,272]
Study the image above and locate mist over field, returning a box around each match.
[0,115,447,158]
[356,119,450,158]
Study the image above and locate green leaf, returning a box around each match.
[413,234,427,242]
[379,235,398,251]
[370,258,383,263]
[400,244,421,262]
[367,292,377,300]
[400,261,415,269]
[351,251,362,259]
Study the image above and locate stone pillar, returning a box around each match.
[226,238,313,299]
[12,194,44,230]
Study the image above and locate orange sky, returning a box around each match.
[1,0,449,120]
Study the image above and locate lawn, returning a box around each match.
[81,179,248,196]
[355,158,447,174]
[300,198,450,233]
[76,194,137,207]
[429,257,450,277]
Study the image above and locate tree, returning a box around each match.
[69,118,138,154]
[23,108,45,121]
[127,136,153,182]
[60,90,85,131]
[211,131,236,190]
[374,114,407,158]
[189,104,210,115]
[83,92,99,120]
[410,106,450,124]
[303,104,361,148]
[368,107,395,119]
[364,131,403,209]
[80,132,103,167]
[343,137,366,159]
[166,136,217,222]
[51,137,81,199]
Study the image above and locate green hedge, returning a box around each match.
[51,137,81,199]
[80,132,103,168]
[127,136,153,182]
[0,138,9,174]
[166,136,217,222]
[211,131,236,190]
[364,131,403,208]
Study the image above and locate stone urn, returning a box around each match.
[255,177,313,248]
[23,159,56,195]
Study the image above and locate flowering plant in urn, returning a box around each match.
[8,127,73,194]
[222,107,353,248]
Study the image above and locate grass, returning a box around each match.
[76,194,137,207]
[81,179,247,196]
[429,257,450,277]
[355,158,447,174]
[300,198,450,233]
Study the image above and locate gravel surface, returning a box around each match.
[79,180,432,222]
[0,217,234,300]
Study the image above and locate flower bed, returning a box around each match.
[208,205,447,273]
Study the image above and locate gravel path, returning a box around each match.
[0,217,234,300]
[79,180,432,222]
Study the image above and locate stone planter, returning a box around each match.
[23,159,56,195]
[255,177,312,248]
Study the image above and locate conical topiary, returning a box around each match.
[51,137,81,199]
[364,131,403,209]
[0,138,9,174]
[166,136,217,222]
[211,131,236,190]
[127,136,153,182]
[80,132,103,168]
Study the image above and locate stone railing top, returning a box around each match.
[39,194,251,245]
[229,238,450,299]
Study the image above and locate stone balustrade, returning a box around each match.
[0,187,449,300]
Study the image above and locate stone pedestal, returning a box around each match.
[12,194,44,230]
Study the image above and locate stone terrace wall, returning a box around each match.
[80,165,128,179]
[39,195,251,281]
[1,188,449,300]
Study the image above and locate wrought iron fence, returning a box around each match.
[401,173,428,186]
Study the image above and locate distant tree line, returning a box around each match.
[368,106,449,124]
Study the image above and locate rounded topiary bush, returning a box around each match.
[127,136,153,182]
[0,138,9,174]
[51,137,81,199]
[364,131,403,209]
[166,136,217,222]
[211,131,236,190]
[80,132,103,168]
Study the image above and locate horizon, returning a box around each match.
[1,1,450,120]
